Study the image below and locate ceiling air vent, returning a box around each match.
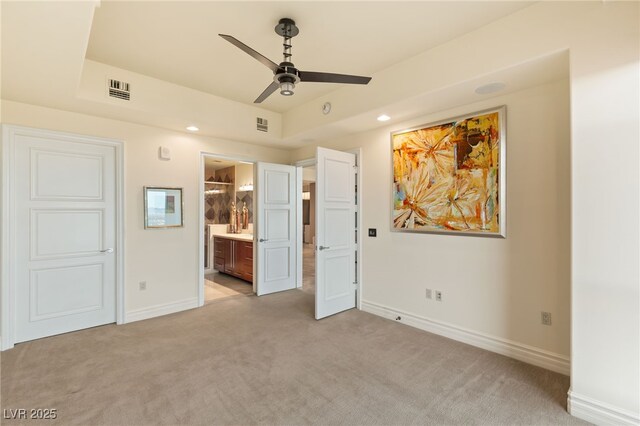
[108,79,130,101]
[257,117,268,132]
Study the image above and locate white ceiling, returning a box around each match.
[86,1,533,113]
[2,1,569,150]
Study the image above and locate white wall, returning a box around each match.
[1,100,290,314]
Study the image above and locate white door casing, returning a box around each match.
[315,147,357,319]
[255,162,297,296]
[1,126,123,349]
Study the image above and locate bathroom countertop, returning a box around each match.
[211,231,254,242]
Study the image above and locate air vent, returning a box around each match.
[108,79,130,101]
[257,117,268,132]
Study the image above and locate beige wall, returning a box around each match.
[1,100,290,313]
[292,79,572,358]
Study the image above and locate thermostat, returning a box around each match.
[158,146,171,160]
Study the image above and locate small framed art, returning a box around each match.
[144,186,184,229]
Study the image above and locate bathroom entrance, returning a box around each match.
[203,157,255,303]
[301,165,316,295]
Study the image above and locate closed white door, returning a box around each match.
[255,162,297,296]
[14,131,117,343]
[315,147,357,319]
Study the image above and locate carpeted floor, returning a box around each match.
[1,289,585,425]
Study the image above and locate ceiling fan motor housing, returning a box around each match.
[275,62,300,82]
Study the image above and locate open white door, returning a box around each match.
[315,147,357,319]
[255,162,297,296]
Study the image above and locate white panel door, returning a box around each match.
[315,147,357,319]
[256,162,297,296]
[14,132,117,343]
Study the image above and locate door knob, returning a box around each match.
[100,248,114,253]
[259,238,268,242]
[318,246,330,251]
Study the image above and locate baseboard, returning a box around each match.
[361,300,570,375]
[568,390,640,426]
[125,298,199,324]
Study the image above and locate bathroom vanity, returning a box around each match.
[212,233,253,283]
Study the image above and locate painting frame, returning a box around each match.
[390,106,506,238]
[144,186,184,229]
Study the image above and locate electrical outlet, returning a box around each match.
[139,281,147,291]
[541,311,552,326]
[425,288,432,299]
[435,290,442,302]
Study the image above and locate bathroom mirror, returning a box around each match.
[144,186,184,229]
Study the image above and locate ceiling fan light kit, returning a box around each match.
[219,18,372,103]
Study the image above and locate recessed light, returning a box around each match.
[377,114,391,122]
[475,82,506,95]
[186,125,199,132]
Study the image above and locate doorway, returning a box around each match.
[197,149,362,317]
[199,155,300,305]
[295,147,363,319]
[301,165,316,295]
[201,155,255,303]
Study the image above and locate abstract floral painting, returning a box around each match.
[392,106,505,237]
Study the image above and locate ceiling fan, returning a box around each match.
[219,18,372,103]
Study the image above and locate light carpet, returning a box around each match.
[1,290,585,425]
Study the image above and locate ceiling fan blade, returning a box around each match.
[254,81,279,103]
[219,34,279,72]
[299,71,372,85]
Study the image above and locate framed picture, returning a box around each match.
[144,186,184,229]
[391,106,506,237]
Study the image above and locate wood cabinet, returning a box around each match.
[213,236,253,283]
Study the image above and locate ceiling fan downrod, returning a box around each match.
[274,18,300,96]
[275,18,298,63]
